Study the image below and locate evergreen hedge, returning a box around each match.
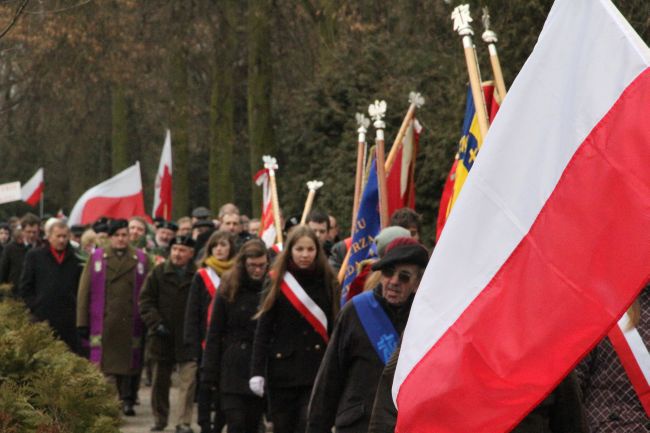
[0,284,120,433]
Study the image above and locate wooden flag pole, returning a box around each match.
[452,4,490,139]
[369,100,389,229]
[352,113,370,236]
[482,7,507,101]
[385,91,425,172]
[300,180,323,224]
[263,156,283,246]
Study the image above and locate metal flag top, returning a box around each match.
[263,155,283,245]
[482,7,508,101]
[368,100,389,228]
[452,4,490,139]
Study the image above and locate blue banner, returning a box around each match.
[341,157,381,305]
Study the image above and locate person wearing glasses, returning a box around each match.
[306,237,428,433]
[201,239,269,433]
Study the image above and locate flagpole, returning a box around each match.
[352,113,370,236]
[300,180,323,225]
[482,7,507,101]
[39,191,44,219]
[369,100,389,229]
[452,4,490,139]
[385,92,425,172]
[263,156,283,246]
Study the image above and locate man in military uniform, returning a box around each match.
[77,219,149,416]
[139,235,198,433]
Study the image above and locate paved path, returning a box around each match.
[120,376,200,433]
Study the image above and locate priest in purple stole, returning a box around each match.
[76,219,148,416]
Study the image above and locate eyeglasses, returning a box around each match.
[246,262,268,270]
[381,267,413,284]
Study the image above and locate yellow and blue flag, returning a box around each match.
[445,86,486,217]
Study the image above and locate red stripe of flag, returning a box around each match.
[397,68,650,432]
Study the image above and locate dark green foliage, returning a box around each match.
[0,291,120,433]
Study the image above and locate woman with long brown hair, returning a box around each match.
[250,225,339,433]
[183,230,236,433]
[201,239,269,433]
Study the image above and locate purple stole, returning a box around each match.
[88,247,148,369]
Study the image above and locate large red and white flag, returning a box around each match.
[21,168,44,207]
[153,130,173,220]
[393,1,650,432]
[69,163,146,226]
[254,168,277,247]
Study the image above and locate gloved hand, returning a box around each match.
[249,376,265,397]
[77,326,90,340]
[155,323,171,337]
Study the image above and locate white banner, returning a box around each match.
[0,181,22,205]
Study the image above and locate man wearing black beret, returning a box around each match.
[139,235,198,433]
[152,220,178,258]
[307,237,428,433]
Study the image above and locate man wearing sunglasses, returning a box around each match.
[307,237,428,433]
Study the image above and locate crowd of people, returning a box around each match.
[0,204,647,433]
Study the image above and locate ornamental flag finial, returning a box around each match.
[481,6,498,44]
[452,4,474,37]
[368,100,387,130]
[408,91,425,108]
[306,180,324,192]
[262,155,278,172]
[356,112,370,133]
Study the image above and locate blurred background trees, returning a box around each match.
[0,0,647,243]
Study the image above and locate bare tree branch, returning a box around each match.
[0,0,30,40]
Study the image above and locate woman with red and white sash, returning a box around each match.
[250,225,339,433]
[183,230,236,433]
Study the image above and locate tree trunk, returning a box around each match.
[170,46,190,219]
[111,83,129,174]
[210,0,237,212]
[247,0,275,217]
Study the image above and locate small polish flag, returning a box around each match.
[153,130,173,220]
[68,162,146,226]
[21,168,44,207]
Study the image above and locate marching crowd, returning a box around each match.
[0,204,648,433]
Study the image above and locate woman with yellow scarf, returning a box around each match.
[183,230,236,433]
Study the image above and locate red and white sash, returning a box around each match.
[280,272,329,343]
[198,267,221,348]
[608,313,650,415]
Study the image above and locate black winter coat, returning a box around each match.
[0,241,31,295]
[307,286,412,433]
[201,275,264,394]
[251,267,334,389]
[183,271,215,360]
[19,244,82,351]
[139,261,197,363]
